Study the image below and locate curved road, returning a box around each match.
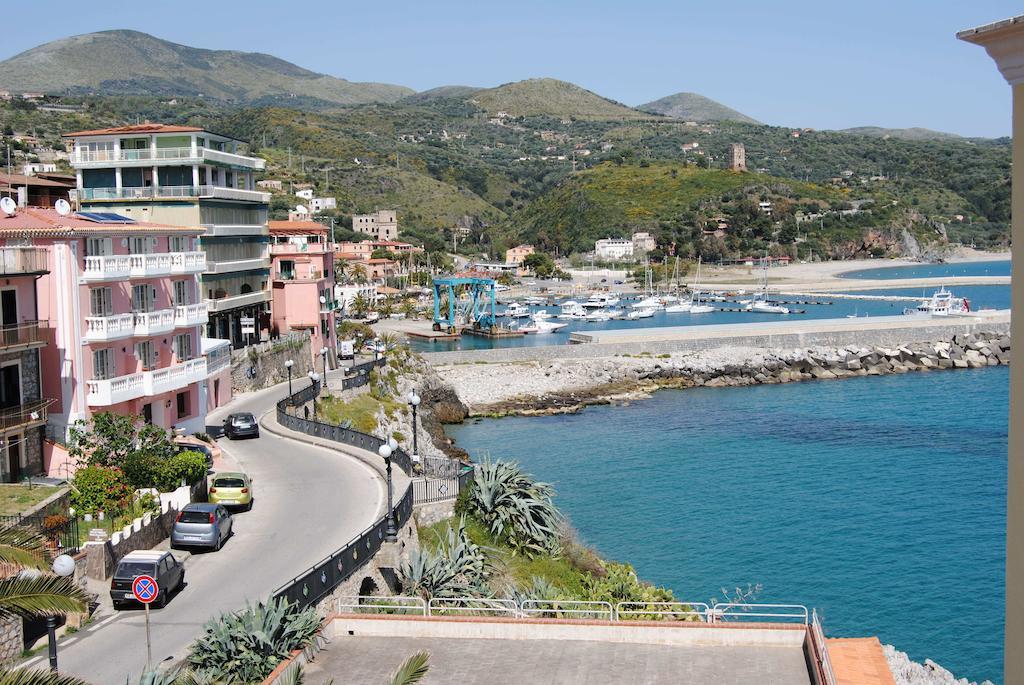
[37,378,386,683]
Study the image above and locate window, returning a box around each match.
[170,236,191,253]
[178,510,212,524]
[130,236,153,254]
[85,237,112,257]
[176,390,189,420]
[134,341,156,370]
[89,288,112,316]
[132,285,154,313]
[93,348,114,380]
[173,281,190,306]
[174,333,193,360]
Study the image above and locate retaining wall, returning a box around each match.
[231,333,316,393]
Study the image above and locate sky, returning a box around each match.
[7,0,1020,137]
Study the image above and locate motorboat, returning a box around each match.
[904,287,971,317]
[533,316,568,333]
[626,308,656,320]
[630,296,663,310]
[524,296,547,306]
[582,293,621,308]
[585,309,612,321]
[558,303,587,320]
[502,302,532,318]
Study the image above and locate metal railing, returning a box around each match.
[0,399,53,432]
[428,597,519,617]
[707,603,809,624]
[412,467,475,504]
[615,601,710,621]
[0,513,80,556]
[0,321,47,350]
[521,600,614,620]
[810,609,838,685]
[335,595,426,615]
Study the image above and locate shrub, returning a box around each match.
[70,466,132,515]
[188,598,323,683]
[465,459,562,558]
[155,451,207,492]
[121,450,163,491]
[400,517,488,599]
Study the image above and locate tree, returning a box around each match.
[522,252,556,278]
[349,263,368,284]
[350,293,371,319]
[68,413,175,470]
[371,248,398,261]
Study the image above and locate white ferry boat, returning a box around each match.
[904,287,971,317]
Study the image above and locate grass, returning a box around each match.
[0,484,61,517]
[317,393,403,434]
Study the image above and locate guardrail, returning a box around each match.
[521,599,614,620]
[810,609,838,685]
[615,601,710,621]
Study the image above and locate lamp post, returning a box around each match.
[308,371,321,420]
[48,554,75,672]
[284,359,294,397]
[374,337,381,361]
[378,440,398,541]
[407,390,421,462]
[320,347,329,390]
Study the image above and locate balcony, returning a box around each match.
[72,147,265,171]
[0,247,49,276]
[206,290,270,313]
[175,303,209,327]
[208,257,271,274]
[0,322,49,352]
[0,399,54,434]
[82,251,206,282]
[86,358,208,406]
[201,225,268,237]
[84,313,135,342]
[133,309,176,336]
[73,186,270,203]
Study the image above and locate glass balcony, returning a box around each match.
[73,186,270,203]
[72,147,265,170]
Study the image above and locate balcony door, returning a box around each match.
[1,289,16,346]
[0,362,21,410]
[5,435,21,483]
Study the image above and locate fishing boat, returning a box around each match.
[904,287,971,317]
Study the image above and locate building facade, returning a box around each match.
[631,232,656,254]
[504,244,535,266]
[268,221,337,362]
[729,143,747,172]
[64,124,271,349]
[0,208,209,477]
[353,210,398,241]
[595,238,634,260]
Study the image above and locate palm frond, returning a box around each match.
[0,526,51,570]
[0,668,92,685]
[0,575,89,618]
[389,651,430,685]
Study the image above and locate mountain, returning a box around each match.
[401,85,483,104]
[838,126,963,141]
[0,30,413,105]
[638,92,759,124]
[469,78,654,120]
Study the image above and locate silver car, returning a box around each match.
[171,503,233,551]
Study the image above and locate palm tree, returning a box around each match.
[334,259,348,284]
[400,299,418,320]
[350,293,371,319]
[349,263,368,284]
[390,651,430,684]
[378,296,395,318]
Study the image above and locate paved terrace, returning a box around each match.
[294,615,818,685]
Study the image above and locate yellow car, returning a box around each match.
[208,472,253,510]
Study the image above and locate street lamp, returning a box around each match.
[284,359,294,397]
[374,337,381,361]
[320,347,329,390]
[377,441,398,541]
[48,554,75,672]
[407,391,421,462]
[308,371,321,420]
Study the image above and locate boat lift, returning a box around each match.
[432,277,498,333]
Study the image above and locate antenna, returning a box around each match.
[0,197,16,217]
[295,204,308,214]
[55,198,71,216]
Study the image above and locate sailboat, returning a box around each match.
[745,256,790,314]
[687,257,715,313]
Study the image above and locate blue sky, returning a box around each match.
[9,1,1020,137]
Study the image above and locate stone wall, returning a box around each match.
[413,498,456,528]
[84,502,180,580]
[231,333,316,394]
[0,615,22,664]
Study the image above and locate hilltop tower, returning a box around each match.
[729,143,747,172]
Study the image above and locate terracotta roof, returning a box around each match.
[0,173,74,189]
[269,220,326,234]
[62,124,205,138]
[826,638,897,685]
[0,207,200,235]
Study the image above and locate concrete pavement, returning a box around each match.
[29,374,389,683]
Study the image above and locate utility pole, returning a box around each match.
[288,148,292,169]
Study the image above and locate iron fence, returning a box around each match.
[0,513,80,557]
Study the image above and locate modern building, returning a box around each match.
[64,124,271,348]
[594,238,634,260]
[353,210,398,241]
[268,220,337,362]
[729,143,747,172]
[631,232,656,254]
[0,207,209,476]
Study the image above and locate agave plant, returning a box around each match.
[467,460,562,557]
[400,518,487,599]
[187,598,322,683]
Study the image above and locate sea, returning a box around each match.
[445,261,1012,683]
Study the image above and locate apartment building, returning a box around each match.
[594,238,634,260]
[353,210,398,241]
[268,221,337,361]
[504,244,535,267]
[0,208,209,465]
[64,124,271,348]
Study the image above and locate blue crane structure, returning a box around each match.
[432,277,497,333]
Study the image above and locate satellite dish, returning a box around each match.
[0,197,16,217]
[295,204,309,214]
[54,198,72,216]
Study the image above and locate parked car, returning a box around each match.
[110,550,184,610]
[208,472,254,510]
[173,435,221,470]
[171,503,233,551]
[223,412,259,440]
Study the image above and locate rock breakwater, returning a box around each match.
[435,330,1010,417]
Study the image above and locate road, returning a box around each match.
[30,378,386,683]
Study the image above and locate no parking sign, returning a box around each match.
[132,575,159,604]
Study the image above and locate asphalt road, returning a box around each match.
[29,379,386,683]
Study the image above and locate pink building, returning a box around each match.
[269,221,337,364]
[0,207,211,476]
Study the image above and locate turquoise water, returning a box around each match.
[449,367,1009,683]
[412,284,1011,352]
[840,259,1011,280]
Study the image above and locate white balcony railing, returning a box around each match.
[134,309,176,336]
[73,146,264,170]
[87,358,207,406]
[84,313,135,342]
[201,148,266,170]
[82,255,131,281]
[129,254,172,277]
[174,303,209,327]
[82,252,206,281]
[171,252,207,274]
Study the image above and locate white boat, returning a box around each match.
[688,301,716,314]
[605,308,624,318]
[582,293,620,308]
[665,301,692,313]
[585,309,612,321]
[533,317,568,333]
[745,294,790,314]
[630,296,663,310]
[524,296,547,305]
[502,302,532,318]
[558,303,587,320]
[626,308,655,320]
[904,287,971,317]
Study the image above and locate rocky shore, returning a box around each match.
[434,330,1010,417]
[884,644,994,685]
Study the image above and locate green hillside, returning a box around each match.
[469,79,654,120]
[0,30,412,105]
[401,86,483,104]
[839,126,963,141]
[638,92,759,124]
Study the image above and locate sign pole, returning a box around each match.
[144,602,152,669]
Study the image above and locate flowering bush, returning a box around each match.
[70,466,133,515]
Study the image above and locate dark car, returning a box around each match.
[110,550,184,610]
[223,412,259,439]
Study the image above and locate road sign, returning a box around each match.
[132,575,159,604]
[241,316,256,335]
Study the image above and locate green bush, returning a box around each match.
[70,466,133,514]
[155,451,207,492]
[121,450,163,491]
